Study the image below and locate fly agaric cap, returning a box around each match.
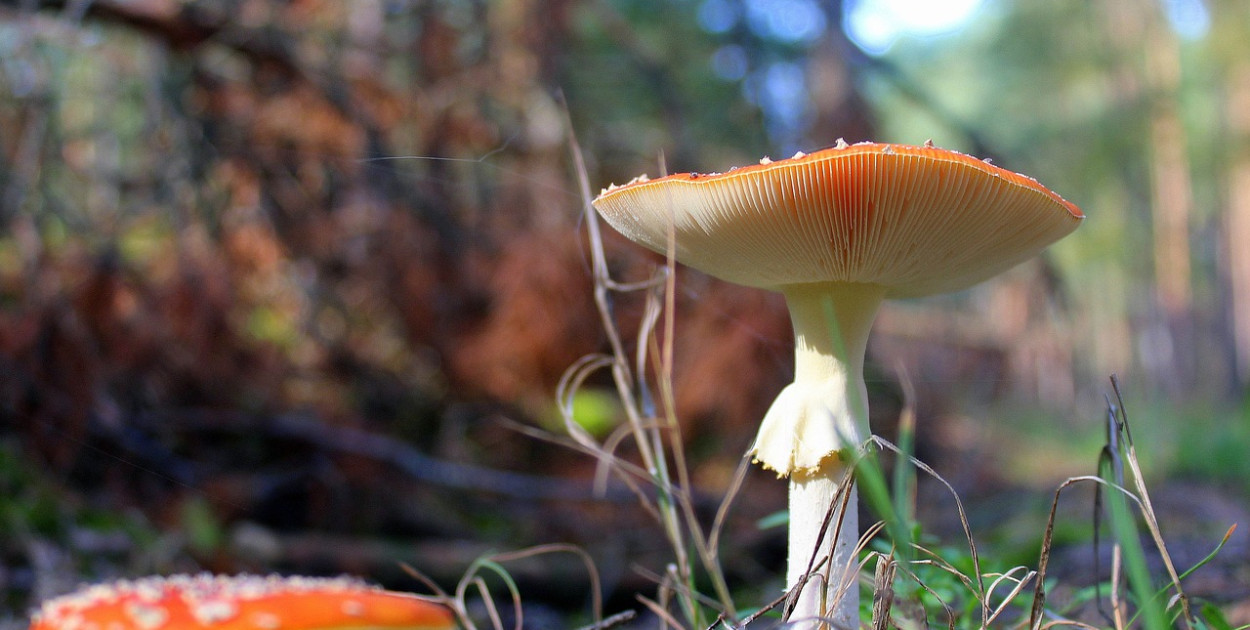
[29,574,456,630]
[593,141,1083,297]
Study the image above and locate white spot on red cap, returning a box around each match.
[250,611,282,629]
[341,600,366,617]
[188,599,238,625]
[123,602,168,630]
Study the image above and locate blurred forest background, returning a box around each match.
[3,0,1250,626]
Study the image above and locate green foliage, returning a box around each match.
[546,387,620,438]
[1100,434,1168,630]
[563,0,794,173]
[1172,401,1250,490]
[852,437,1040,627]
[179,496,225,555]
[0,440,69,537]
[0,440,162,612]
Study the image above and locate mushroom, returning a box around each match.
[592,141,1082,627]
[29,573,456,630]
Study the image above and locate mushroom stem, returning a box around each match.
[763,281,885,629]
[790,469,859,629]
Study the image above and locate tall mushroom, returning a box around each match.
[592,141,1083,628]
[29,574,456,630]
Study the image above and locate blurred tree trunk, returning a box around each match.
[1226,61,1250,386]
[807,0,876,145]
[1143,26,1193,319]
[1144,13,1197,393]
[1102,0,1196,393]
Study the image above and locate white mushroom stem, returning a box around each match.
[790,471,859,629]
[755,281,885,629]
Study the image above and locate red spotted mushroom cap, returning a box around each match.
[29,574,456,630]
[593,141,1083,297]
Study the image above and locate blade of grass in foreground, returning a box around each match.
[1100,380,1169,630]
[1100,444,1165,630]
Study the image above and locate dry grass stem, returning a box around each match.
[1038,620,1106,630]
[869,435,986,598]
[575,610,639,630]
[983,567,1037,626]
[1107,377,1193,627]
[473,576,511,630]
[563,119,744,626]
[1031,468,1177,630]
[487,544,605,623]
[871,555,897,630]
[638,593,688,630]
[408,542,605,630]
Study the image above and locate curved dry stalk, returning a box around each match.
[597,418,665,477]
[556,353,619,449]
[397,562,474,629]
[1029,473,1158,630]
[903,570,958,630]
[682,452,750,622]
[644,329,740,621]
[487,544,605,625]
[629,564,737,617]
[870,553,897,630]
[434,543,607,630]
[474,576,511,630]
[399,561,452,599]
[637,594,688,630]
[869,434,985,604]
[572,131,705,625]
[909,541,1037,622]
[707,454,753,554]
[553,350,672,513]
[873,550,970,630]
[910,545,979,593]
[635,283,665,412]
[1108,376,1194,628]
[397,560,485,630]
[983,566,1037,626]
[571,128,667,484]
[1038,619,1105,630]
[575,610,639,630]
[1030,474,1100,630]
[499,415,663,522]
[568,117,736,626]
[637,302,696,623]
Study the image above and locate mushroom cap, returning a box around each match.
[29,574,456,630]
[593,142,1083,298]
